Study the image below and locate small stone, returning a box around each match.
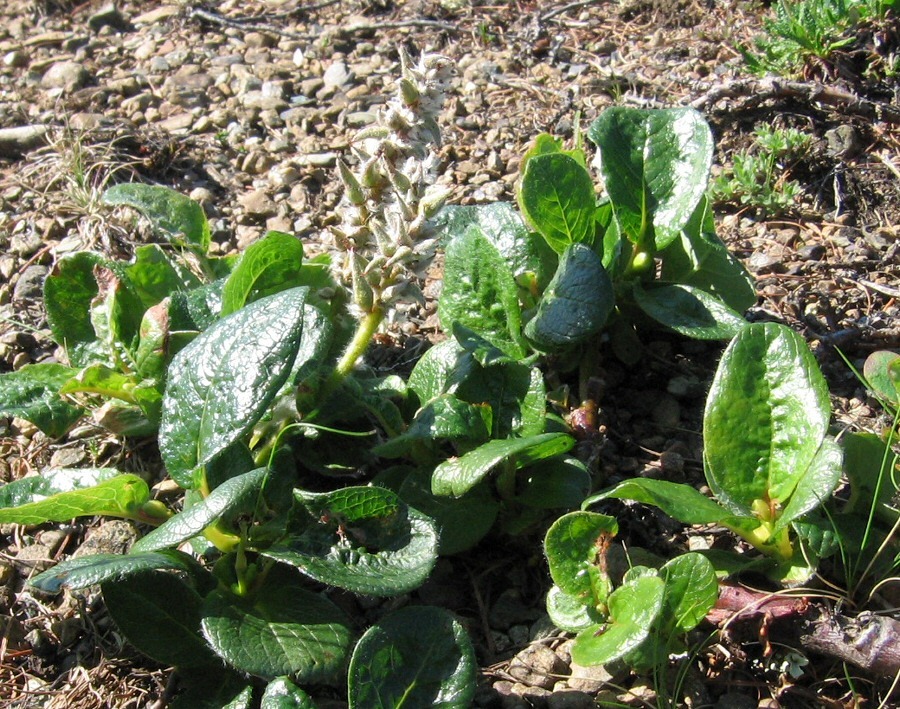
[88,3,131,32]
[50,445,87,468]
[797,243,826,261]
[567,662,616,693]
[133,4,181,24]
[508,644,568,689]
[651,394,680,428]
[547,690,595,709]
[189,187,215,207]
[41,61,89,92]
[0,125,47,158]
[158,113,194,133]
[3,50,28,68]
[10,232,43,257]
[323,61,351,90]
[239,189,277,218]
[658,449,685,475]
[666,375,702,399]
[747,251,783,274]
[244,31,276,48]
[73,520,138,557]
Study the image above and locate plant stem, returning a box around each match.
[317,307,385,405]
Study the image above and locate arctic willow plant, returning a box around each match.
[329,48,453,382]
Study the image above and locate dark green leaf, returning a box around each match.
[438,227,526,358]
[773,436,842,533]
[519,153,597,253]
[168,671,253,709]
[525,243,614,350]
[515,456,591,509]
[261,677,316,709]
[44,252,107,367]
[588,107,713,250]
[633,282,746,340]
[126,244,201,309]
[221,232,306,316]
[133,468,268,552]
[585,478,733,526]
[30,549,203,593]
[432,433,574,497]
[159,288,307,487]
[455,360,546,439]
[200,565,353,682]
[546,584,604,633]
[0,363,83,437]
[544,511,618,602]
[348,606,476,709]
[102,569,217,667]
[103,184,211,253]
[704,323,832,514]
[843,431,899,523]
[0,474,150,525]
[408,340,475,405]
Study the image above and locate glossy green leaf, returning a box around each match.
[159,287,307,487]
[515,456,591,509]
[660,553,718,633]
[263,487,439,596]
[525,243,614,350]
[168,672,253,709]
[519,152,597,253]
[134,300,170,381]
[633,283,746,340]
[432,203,557,291]
[704,323,832,514]
[546,584,604,633]
[408,340,476,405]
[585,478,739,526]
[843,431,899,523]
[375,395,491,457]
[200,565,352,682]
[348,606,476,709]
[864,350,900,405]
[102,569,216,667]
[773,436,842,534]
[432,433,573,498]
[44,252,107,367]
[0,363,83,437]
[589,107,713,250]
[544,510,618,602]
[221,231,305,316]
[455,359,546,439]
[59,363,139,402]
[103,183,211,254]
[438,227,526,358]
[0,467,118,509]
[571,574,665,666]
[452,323,517,368]
[659,197,757,313]
[30,549,203,593]
[0,474,150,525]
[126,244,200,309]
[261,677,316,709]
[133,468,268,553]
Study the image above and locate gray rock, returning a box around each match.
[73,520,138,557]
[239,189,277,218]
[566,661,616,693]
[13,265,48,302]
[547,690,595,709]
[88,3,131,32]
[41,61,89,92]
[507,644,567,689]
[323,61,351,90]
[0,125,47,158]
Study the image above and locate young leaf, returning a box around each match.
[347,606,476,709]
[864,350,900,406]
[455,359,546,438]
[408,339,476,405]
[546,584,604,633]
[431,433,574,497]
[515,456,591,509]
[102,569,218,667]
[544,511,618,602]
[132,467,268,553]
[571,574,665,666]
[261,677,316,709]
[0,467,118,508]
[159,287,307,487]
[263,487,439,596]
[103,183,211,254]
[0,474,150,525]
[44,252,108,367]
[632,282,746,340]
[125,244,201,309]
[220,231,306,316]
[704,323,832,514]
[200,565,353,682]
[374,394,492,457]
[660,553,718,633]
[438,226,526,358]
[524,243,614,350]
[772,436,842,534]
[842,432,899,523]
[588,107,713,250]
[0,363,83,437]
[519,152,597,253]
[30,549,204,593]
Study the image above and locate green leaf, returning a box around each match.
[432,203,557,291]
[455,360,546,439]
[633,283,746,340]
[221,232,306,316]
[102,569,217,667]
[704,323,832,514]
[133,468,268,553]
[134,300,170,382]
[0,474,150,525]
[103,183,211,254]
[159,288,307,487]
[0,467,118,509]
[864,350,900,406]
[263,487,439,596]
[659,196,757,313]
[519,153,597,253]
[843,431,899,523]
[44,252,107,367]
[168,671,253,709]
[432,433,574,498]
[516,456,591,509]
[524,243,614,350]
[544,511,618,603]
[261,677,316,709]
[408,340,476,405]
[348,606,476,709]
[546,584,604,633]
[126,244,201,309]
[773,436,842,534]
[571,574,665,666]
[375,394,491,457]
[585,478,736,526]
[588,107,713,250]
[438,227,526,358]
[200,565,353,682]
[0,363,83,437]
[660,553,718,633]
[30,549,203,593]
[59,363,139,402]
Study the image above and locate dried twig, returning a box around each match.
[335,18,458,36]
[187,6,311,40]
[539,0,604,23]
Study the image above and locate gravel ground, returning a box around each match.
[0,0,898,707]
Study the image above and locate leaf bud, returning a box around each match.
[338,159,366,205]
[350,251,374,312]
[398,77,420,107]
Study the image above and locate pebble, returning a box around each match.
[238,189,278,218]
[12,264,47,302]
[0,125,47,157]
[508,644,568,689]
[40,60,89,91]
